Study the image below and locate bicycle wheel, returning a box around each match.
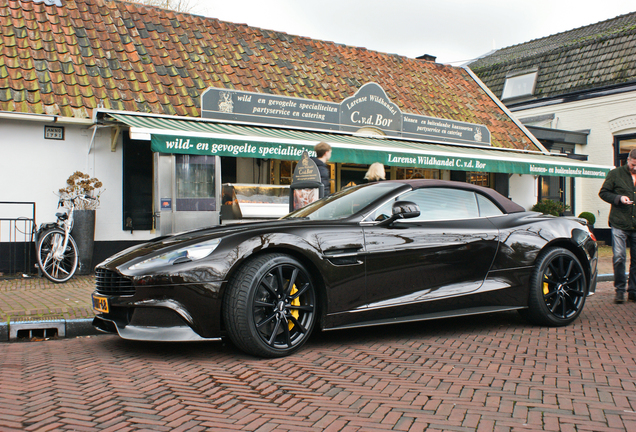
[36,228,79,283]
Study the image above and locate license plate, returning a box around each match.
[92,294,109,314]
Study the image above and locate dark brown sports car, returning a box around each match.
[92,180,597,357]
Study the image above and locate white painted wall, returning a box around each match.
[0,119,154,242]
[508,174,537,210]
[511,91,636,228]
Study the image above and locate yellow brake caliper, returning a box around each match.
[543,275,550,295]
[289,285,300,330]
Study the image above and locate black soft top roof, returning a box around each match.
[384,179,526,214]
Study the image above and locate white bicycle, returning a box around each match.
[35,195,93,283]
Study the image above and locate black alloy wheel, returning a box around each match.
[224,253,317,357]
[522,247,587,326]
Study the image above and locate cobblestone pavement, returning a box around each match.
[0,275,95,323]
[0,280,635,431]
[0,275,96,341]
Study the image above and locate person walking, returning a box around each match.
[310,142,332,196]
[362,162,386,183]
[599,149,636,303]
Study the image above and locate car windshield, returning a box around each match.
[284,182,404,221]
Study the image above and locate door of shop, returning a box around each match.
[155,154,222,235]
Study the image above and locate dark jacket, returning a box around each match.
[310,157,330,195]
[599,163,636,230]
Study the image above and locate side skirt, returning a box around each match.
[324,305,525,331]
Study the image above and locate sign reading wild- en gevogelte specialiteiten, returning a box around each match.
[147,82,608,178]
[201,82,491,147]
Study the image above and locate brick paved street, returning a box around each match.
[1,281,635,431]
[0,275,95,323]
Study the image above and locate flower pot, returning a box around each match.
[71,209,95,275]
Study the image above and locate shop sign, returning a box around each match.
[201,82,491,147]
[150,134,607,179]
[291,152,321,184]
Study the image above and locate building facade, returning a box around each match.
[0,0,609,272]
[470,11,636,241]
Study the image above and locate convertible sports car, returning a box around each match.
[92,179,597,357]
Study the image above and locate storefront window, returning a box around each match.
[538,176,573,215]
[394,168,439,180]
[175,155,216,211]
[339,164,368,189]
[272,160,297,185]
[467,172,489,187]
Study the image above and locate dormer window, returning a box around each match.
[502,68,538,100]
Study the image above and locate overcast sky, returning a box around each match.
[191,0,635,65]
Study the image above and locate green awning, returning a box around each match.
[107,113,610,179]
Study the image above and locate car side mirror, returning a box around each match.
[392,201,420,219]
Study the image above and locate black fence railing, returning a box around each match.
[0,202,36,276]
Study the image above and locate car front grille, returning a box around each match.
[95,268,135,296]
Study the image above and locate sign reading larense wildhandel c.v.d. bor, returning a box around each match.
[200,82,492,147]
[149,82,608,178]
[150,135,608,178]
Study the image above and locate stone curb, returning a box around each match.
[1,318,101,342]
[0,273,617,343]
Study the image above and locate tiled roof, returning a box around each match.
[469,11,636,101]
[0,0,538,151]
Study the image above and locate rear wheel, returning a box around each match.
[223,253,317,357]
[521,247,587,326]
[36,229,78,283]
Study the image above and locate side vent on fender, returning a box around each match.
[323,247,363,266]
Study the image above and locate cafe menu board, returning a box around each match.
[289,152,323,211]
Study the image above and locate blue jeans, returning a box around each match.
[612,227,636,294]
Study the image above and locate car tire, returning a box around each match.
[520,247,587,326]
[223,253,317,357]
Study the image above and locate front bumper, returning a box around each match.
[91,276,225,341]
[92,313,220,342]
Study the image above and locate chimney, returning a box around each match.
[416,54,437,62]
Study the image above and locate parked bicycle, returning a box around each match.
[35,195,94,283]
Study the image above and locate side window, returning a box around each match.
[399,188,480,221]
[368,200,394,221]
[476,194,504,217]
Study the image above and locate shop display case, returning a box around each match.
[221,183,290,222]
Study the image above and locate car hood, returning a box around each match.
[97,218,342,268]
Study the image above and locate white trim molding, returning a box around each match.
[609,115,636,134]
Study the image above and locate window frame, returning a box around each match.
[362,187,504,223]
[501,68,539,100]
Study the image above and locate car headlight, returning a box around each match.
[129,238,221,270]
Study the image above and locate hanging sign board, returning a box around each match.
[201,82,491,147]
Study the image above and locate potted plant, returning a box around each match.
[59,171,103,275]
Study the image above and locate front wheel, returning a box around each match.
[36,229,79,283]
[223,253,317,358]
[521,247,587,326]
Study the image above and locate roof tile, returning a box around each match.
[471,12,636,101]
[0,0,537,150]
